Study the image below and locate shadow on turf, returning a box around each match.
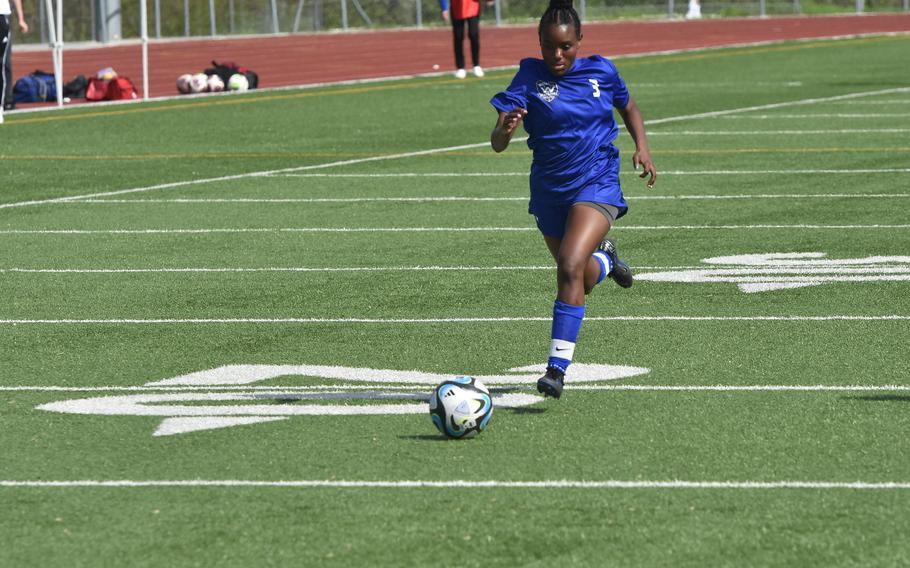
[845,395,910,403]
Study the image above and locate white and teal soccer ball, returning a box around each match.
[228,73,249,92]
[429,377,493,439]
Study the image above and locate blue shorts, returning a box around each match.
[529,149,628,239]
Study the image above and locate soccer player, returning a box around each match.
[489,0,656,399]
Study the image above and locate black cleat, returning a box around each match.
[536,367,566,399]
[598,238,633,288]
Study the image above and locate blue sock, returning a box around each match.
[591,250,613,286]
[547,299,586,374]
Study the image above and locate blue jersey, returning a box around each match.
[491,55,630,212]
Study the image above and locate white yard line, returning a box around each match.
[65,193,910,205]
[0,315,905,324]
[2,479,910,490]
[719,113,910,119]
[0,140,497,211]
[647,128,910,135]
[0,263,903,274]
[1,384,908,392]
[825,99,910,105]
[0,224,907,235]
[0,265,557,274]
[634,88,910,125]
[1,86,908,211]
[270,168,910,178]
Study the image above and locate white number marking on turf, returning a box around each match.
[637,252,910,293]
[36,363,649,437]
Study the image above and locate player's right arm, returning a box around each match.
[491,108,527,153]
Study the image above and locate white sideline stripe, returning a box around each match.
[1,224,908,235]
[0,316,906,324]
[68,193,910,205]
[2,479,910,490]
[2,384,908,393]
[1,86,908,210]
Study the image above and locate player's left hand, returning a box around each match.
[633,150,656,189]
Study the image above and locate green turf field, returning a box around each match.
[2,34,910,566]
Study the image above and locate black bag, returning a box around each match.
[63,75,88,99]
[204,60,258,90]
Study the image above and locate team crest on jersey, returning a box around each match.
[536,80,559,102]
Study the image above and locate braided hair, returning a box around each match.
[538,0,582,40]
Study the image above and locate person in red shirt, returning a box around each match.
[439,0,493,79]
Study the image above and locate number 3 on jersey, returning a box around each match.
[588,78,601,98]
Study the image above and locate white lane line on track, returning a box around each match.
[2,479,910,489]
[1,224,908,235]
[1,86,908,210]
[1,384,908,392]
[63,193,910,205]
[0,316,906,324]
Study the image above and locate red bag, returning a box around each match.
[108,77,138,100]
[85,77,109,101]
[85,77,138,101]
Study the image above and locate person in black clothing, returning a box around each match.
[1,0,29,118]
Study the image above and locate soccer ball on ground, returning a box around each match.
[228,73,249,92]
[206,74,225,93]
[176,74,193,94]
[189,73,209,93]
[429,376,493,439]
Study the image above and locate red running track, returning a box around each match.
[11,14,910,102]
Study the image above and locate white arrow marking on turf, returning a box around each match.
[636,253,910,293]
[146,363,650,386]
[153,416,288,437]
[39,364,649,436]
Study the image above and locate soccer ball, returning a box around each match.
[189,73,209,93]
[428,376,493,439]
[206,74,225,93]
[176,74,193,94]
[228,73,249,92]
